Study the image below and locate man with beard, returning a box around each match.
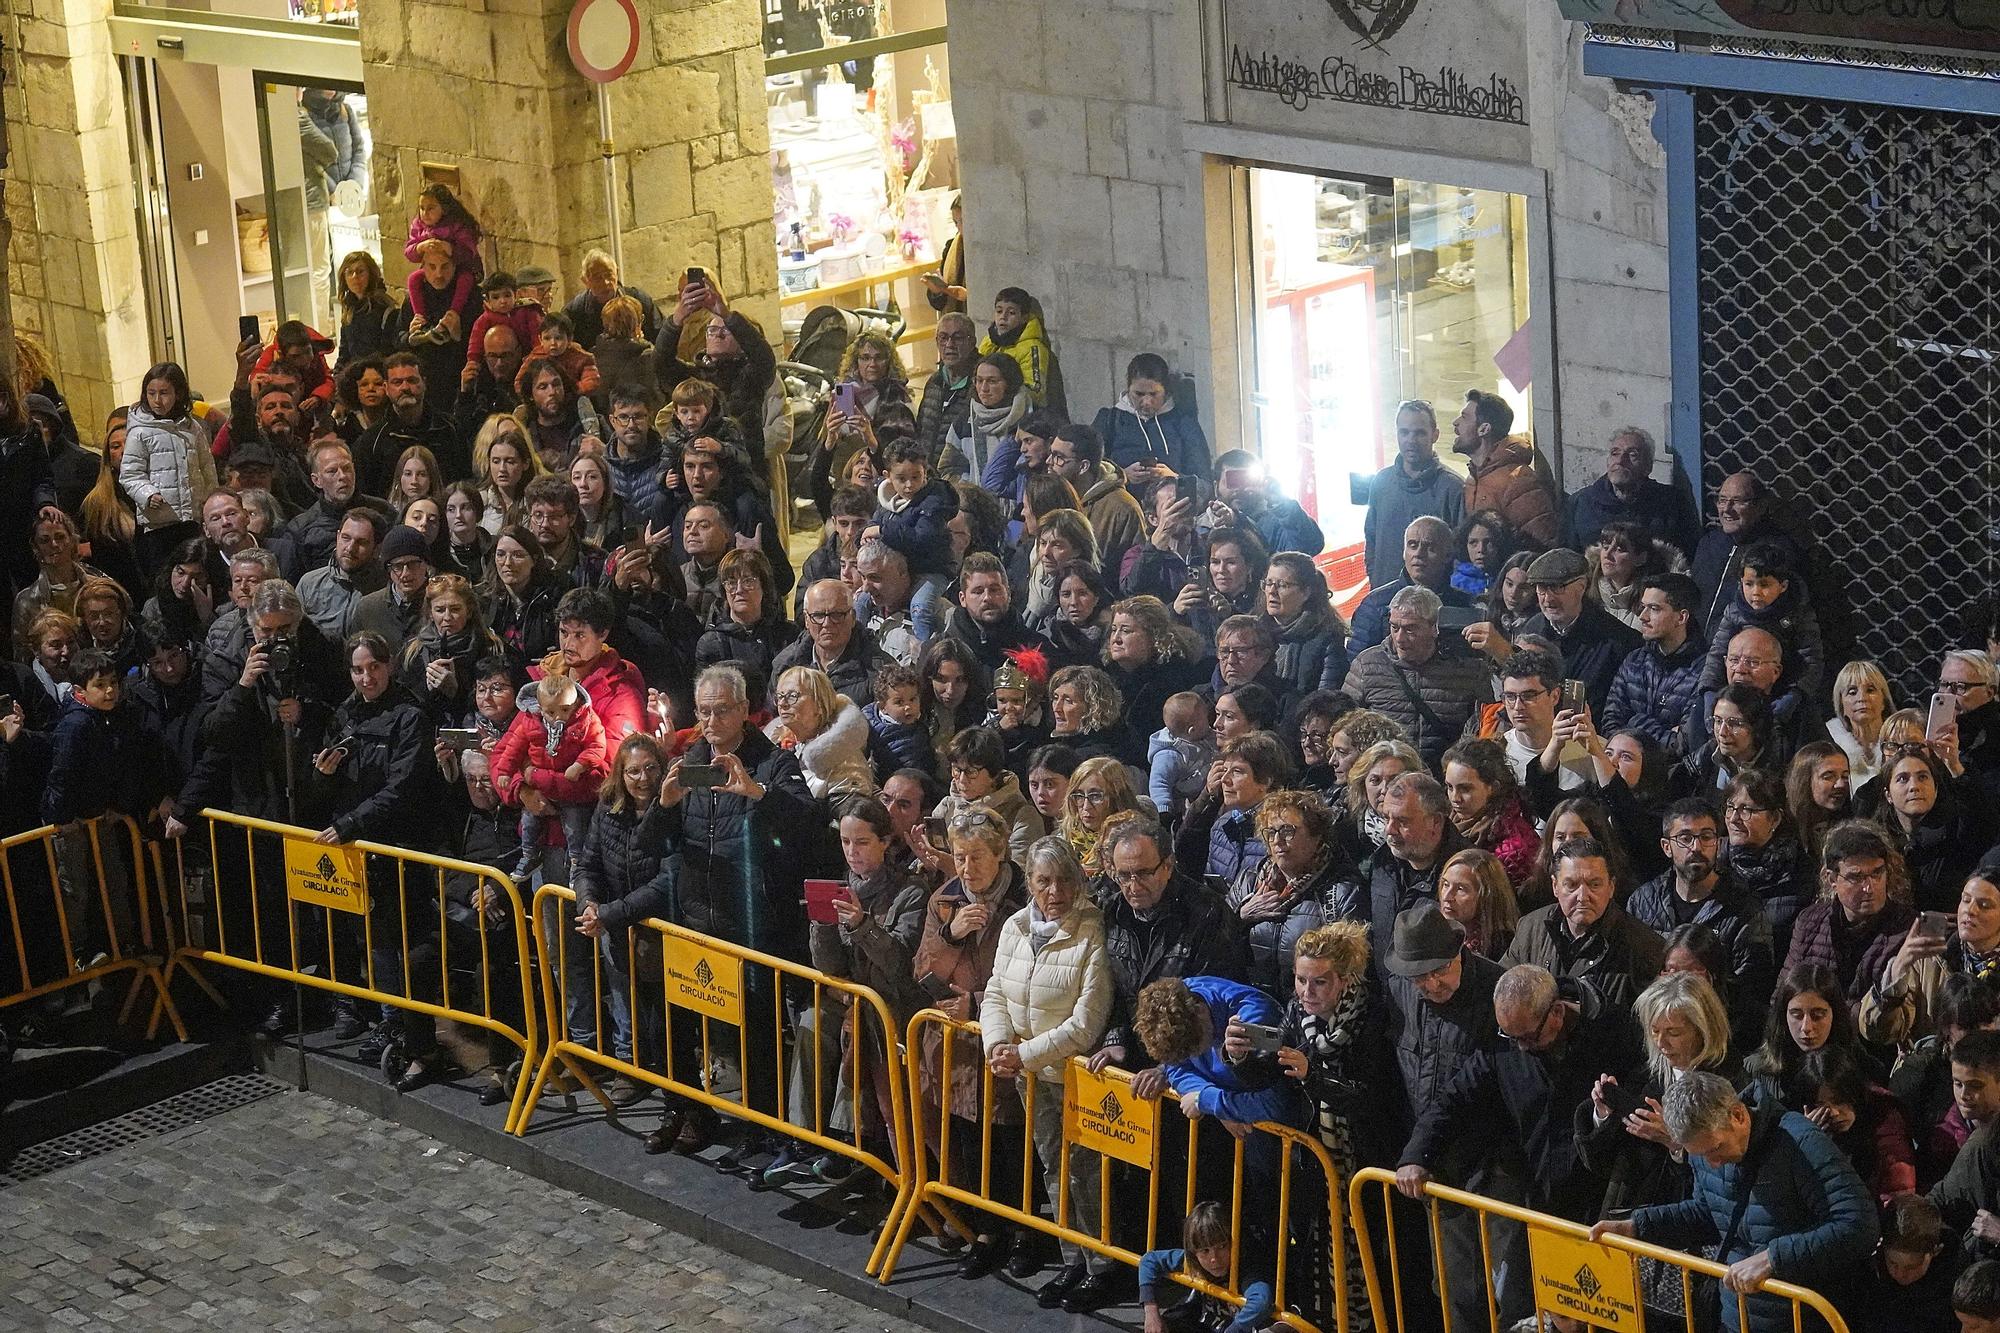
[454,325,526,447]
[1562,425,1699,559]
[1627,798,1775,1047]
[353,353,463,492]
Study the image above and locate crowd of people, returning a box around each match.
[7,201,2000,1331]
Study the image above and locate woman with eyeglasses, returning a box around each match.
[767,665,873,805]
[910,804,1030,1280]
[1055,755,1142,879]
[1782,821,1917,1001]
[1671,681,1774,798]
[926,725,1045,866]
[1261,550,1350,697]
[1227,789,1349,997]
[693,548,794,708]
[1719,768,1819,964]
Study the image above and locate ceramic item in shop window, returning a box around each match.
[779,254,822,297]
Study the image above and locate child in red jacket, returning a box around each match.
[490,663,608,884]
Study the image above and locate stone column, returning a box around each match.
[359,0,779,329]
[5,0,149,432]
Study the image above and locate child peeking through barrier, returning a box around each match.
[1137,1201,1273,1333]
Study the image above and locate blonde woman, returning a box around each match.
[1827,659,1893,789]
[398,572,504,716]
[1055,755,1142,874]
[1343,739,1424,849]
[767,665,873,802]
[1436,848,1521,960]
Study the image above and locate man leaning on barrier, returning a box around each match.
[1591,1070,1878,1332]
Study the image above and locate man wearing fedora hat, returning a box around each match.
[1514,546,1640,717]
[1381,902,1509,1332]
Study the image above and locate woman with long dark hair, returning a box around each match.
[81,409,144,599]
[335,250,402,368]
[482,525,561,663]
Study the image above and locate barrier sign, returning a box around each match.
[1066,1062,1158,1169]
[664,936,743,1024]
[1528,1226,1642,1333]
[283,839,369,914]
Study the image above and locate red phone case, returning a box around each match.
[803,879,847,925]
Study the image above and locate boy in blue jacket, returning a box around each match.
[870,438,959,643]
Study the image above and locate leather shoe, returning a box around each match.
[478,1072,510,1106]
[1061,1271,1127,1314]
[956,1235,1004,1281]
[1003,1230,1043,1280]
[645,1110,685,1155]
[393,1056,438,1094]
[1036,1262,1085,1308]
[674,1109,717,1154]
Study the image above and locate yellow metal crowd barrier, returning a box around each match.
[0,815,186,1040]
[1345,1166,1853,1333]
[876,1008,1350,1331]
[522,884,917,1277]
[159,809,541,1133]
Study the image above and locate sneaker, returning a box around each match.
[331,998,370,1041]
[355,1021,397,1065]
[717,1132,778,1174]
[810,1150,862,1187]
[748,1145,814,1192]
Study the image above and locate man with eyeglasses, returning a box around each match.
[1941,650,2000,804]
[915,313,980,464]
[1047,422,1145,581]
[1560,425,1700,560]
[1783,822,1914,997]
[1603,571,1705,755]
[1362,399,1464,589]
[770,579,889,709]
[1398,963,1642,1235]
[1691,471,1813,634]
[1628,798,1775,1046]
[602,386,668,519]
[1504,836,1665,1008]
[1492,648,1587,790]
[1341,586,1490,770]
[1378,903,1512,1329]
[1688,625,1805,757]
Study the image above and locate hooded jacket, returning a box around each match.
[772,695,873,800]
[873,475,959,578]
[531,647,646,745]
[121,405,218,528]
[1698,578,1826,707]
[1076,463,1146,584]
[1092,392,1212,479]
[979,312,1055,409]
[489,681,609,809]
[1157,975,1301,1125]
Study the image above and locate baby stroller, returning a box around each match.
[778,303,906,531]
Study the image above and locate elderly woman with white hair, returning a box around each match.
[767,664,873,803]
[982,836,1115,1306]
[1339,582,1494,768]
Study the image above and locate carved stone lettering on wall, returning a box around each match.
[1211,0,1534,163]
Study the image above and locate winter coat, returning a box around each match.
[532,647,647,744]
[489,685,610,810]
[980,314,1056,409]
[1094,393,1211,479]
[1096,871,1251,1056]
[297,561,383,644]
[1692,524,1810,634]
[200,670,336,825]
[570,797,676,933]
[1601,634,1706,756]
[353,408,464,499]
[1880,779,1990,914]
[338,302,403,369]
[121,406,217,528]
[809,862,931,1025]
[489,576,562,664]
[1563,474,1701,560]
[981,898,1113,1081]
[590,334,659,410]
[770,628,891,711]
[1157,975,1300,1125]
[1782,898,1913,1002]
[1148,728,1215,825]
[43,696,172,826]
[349,585,424,655]
[1462,436,1558,546]
[405,214,481,274]
[1243,495,1325,560]
[1931,1117,2000,1266]
[864,703,934,777]
[1635,1102,1878,1332]
[1226,852,1347,999]
[694,611,795,707]
[1106,656,1208,741]
[1331,827,1470,969]
[654,312,777,470]
[605,436,668,520]
[1727,835,1819,964]
[933,772,1044,866]
[772,696,873,800]
[914,366,972,466]
[1340,644,1492,768]
[1698,580,1826,707]
[314,681,437,847]
[1405,975,1644,1221]
[663,726,815,956]
[397,624,491,723]
[1502,902,1667,1010]
[1628,869,1776,1048]
[1363,458,1466,589]
[913,861,1028,1119]
[0,429,56,592]
[1382,949,1507,1172]
[1859,930,1997,1049]
[1267,605,1350,696]
[564,285,661,351]
[1518,602,1642,719]
[1076,465,1146,585]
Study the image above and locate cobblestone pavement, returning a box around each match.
[0,1086,926,1332]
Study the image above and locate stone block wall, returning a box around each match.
[4,0,148,434]
[948,0,1213,429]
[360,0,779,329]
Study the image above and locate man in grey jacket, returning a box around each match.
[1363,400,1465,588]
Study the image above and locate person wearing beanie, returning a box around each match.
[350,523,431,654]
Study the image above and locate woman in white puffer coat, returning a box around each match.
[120,362,217,530]
[766,665,875,802]
[981,836,1115,1296]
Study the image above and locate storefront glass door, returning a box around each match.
[1241,165,1533,549]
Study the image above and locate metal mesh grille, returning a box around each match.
[1695,90,2000,697]
[0,1074,287,1187]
